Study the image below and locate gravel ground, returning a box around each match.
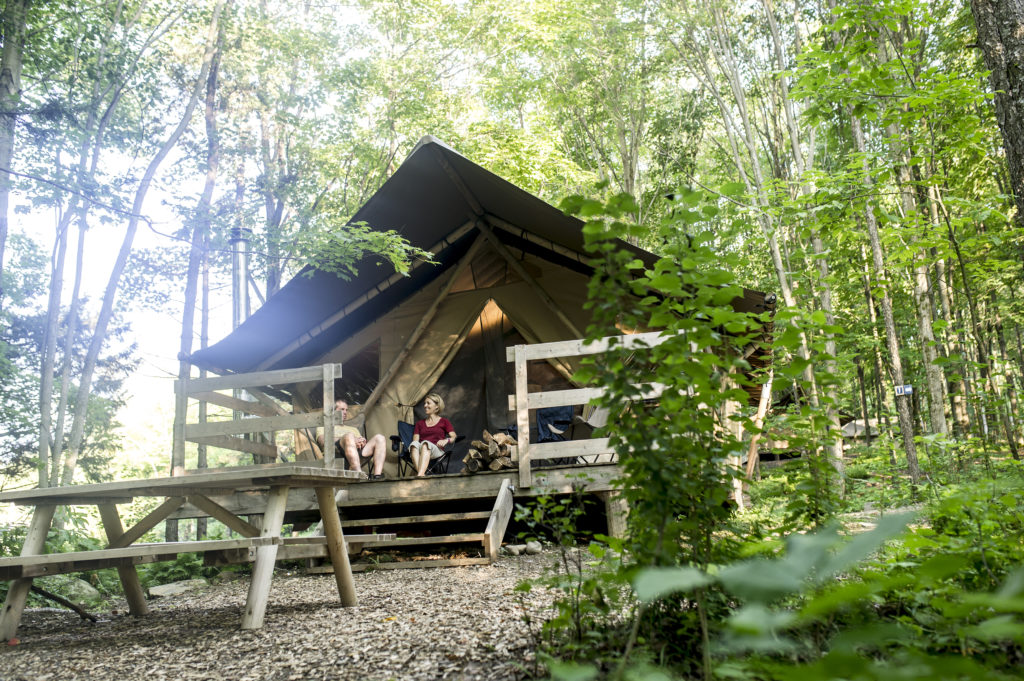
[1,552,560,681]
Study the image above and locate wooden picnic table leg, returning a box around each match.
[241,484,289,630]
[0,504,56,641]
[97,504,149,617]
[314,485,357,607]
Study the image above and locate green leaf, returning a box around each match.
[718,559,805,601]
[633,566,713,602]
[817,512,915,581]
[720,181,746,197]
[960,615,1024,642]
[548,661,599,681]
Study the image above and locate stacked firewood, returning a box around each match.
[462,430,516,473]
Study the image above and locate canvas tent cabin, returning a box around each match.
[185,135,775,479]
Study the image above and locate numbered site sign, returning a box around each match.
[895,384,913,396]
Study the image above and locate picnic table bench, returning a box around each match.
[0,463,378,641]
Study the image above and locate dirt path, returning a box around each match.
[2,552,558,681]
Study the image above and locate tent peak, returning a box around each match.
[409,134,458,159]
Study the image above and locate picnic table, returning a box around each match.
[0,463,367,641]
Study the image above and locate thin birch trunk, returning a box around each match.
[851,114,921,483]
[0,0,27,310]
[761,0,844,485]
[61,2,226,485]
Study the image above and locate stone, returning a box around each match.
[148,579,207,598]
[525,541,542,555]
[504,544,526,556]
[65,578,101,604]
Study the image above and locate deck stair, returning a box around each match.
[307,477,515,572]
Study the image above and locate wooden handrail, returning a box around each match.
[507,333,669,486]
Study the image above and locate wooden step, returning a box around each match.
[204,534,397,565]
[360,533,487,548]
[307,556,492,573]
[340,511,491,527]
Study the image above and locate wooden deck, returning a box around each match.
[167,463,620,521]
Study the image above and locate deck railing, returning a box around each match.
[507,332,670,487]
[172,363,343,474]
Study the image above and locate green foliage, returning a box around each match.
[292,220,433,281]
[567,188,763,572]
[137,552,221,587]
[515,484,633,674]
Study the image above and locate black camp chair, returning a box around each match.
[391,421,463,476]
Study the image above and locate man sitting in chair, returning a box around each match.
[319,399,388,480]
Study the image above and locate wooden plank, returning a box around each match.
[4,496,136,507]
[0,538,282,576]
[241,485,289,629]
[484,478,514,559]
[110,497,186,549]
[478,219,583,338]
[598,491,629,539]
[189,391,280,417]
[184,412,322,439]
[185,495,260,537]
[530,438,614,461]
[507,384,665,411]
[281,534,395,545]
[98,504,149,616]
[486,215,592,267]
[305,557,493,573]
[186,434,279,459]
[246,389,290,416]
[0,465,359,505]
[322,365,336,466]
[339,511,491,527]
[0,505,56,641]
[361,234,487,416]
[515,344,532,487]
[180,365,334,394]
[315,485,357,608]
[359,533,487,548]
[505,331,669,362]
[167,465,623,518]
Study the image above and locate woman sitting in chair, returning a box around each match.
[409,392,456,477]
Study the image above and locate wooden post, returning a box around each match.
[315,486,357,607]
[97,504,148,616]
[515,344,532,487]
[241,484,288,629]
[172,376,187,477]
[322,364,337,466]
[599,491,629,539]
[0,504,56,641]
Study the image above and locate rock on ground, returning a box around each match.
[2,552,559,681]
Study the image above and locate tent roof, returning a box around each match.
[189,136,661,374]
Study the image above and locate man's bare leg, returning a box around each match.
[360,434,387,476]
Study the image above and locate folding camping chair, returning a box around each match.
[391,421,463,476]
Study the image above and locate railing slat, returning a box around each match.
[185,434,280,459]
[530,438,614,460]
[504,331,668,362]
[184,412,323,439]
[190,391,280,417]
[179,364,340,394]
[508,383,666,411]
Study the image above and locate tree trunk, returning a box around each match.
[762,0,844,485]
[62,1,226,486]
[970,0,1024,227]
[0,0,27,310]
[851,114,922,483]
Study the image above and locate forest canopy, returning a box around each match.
[1,0,1023,678]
